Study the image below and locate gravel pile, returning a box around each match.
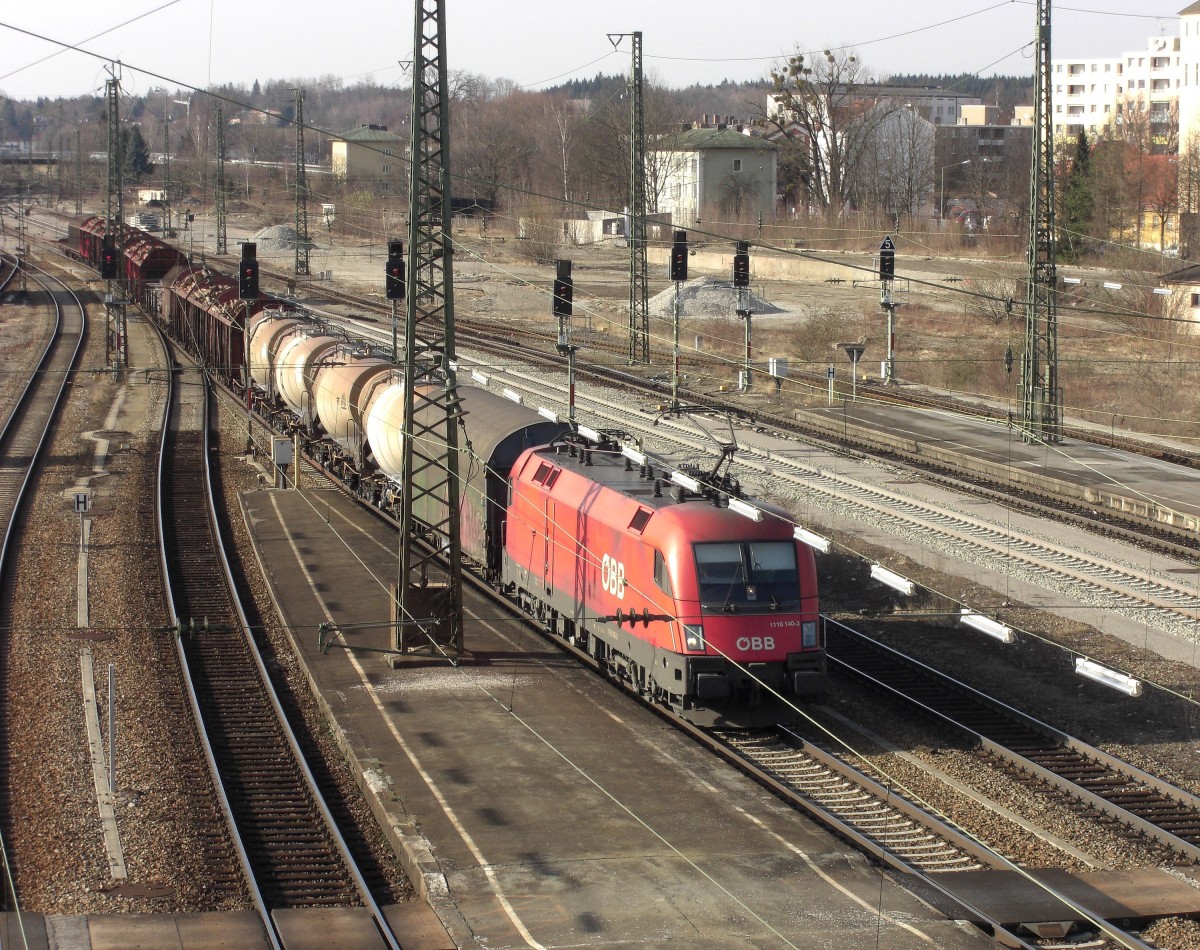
[648,275,785,318]
[252,224,300,250]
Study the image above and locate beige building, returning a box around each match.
[329,124,404,192]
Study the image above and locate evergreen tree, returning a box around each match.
[121,126,154,180]
[1060,128,1093,258]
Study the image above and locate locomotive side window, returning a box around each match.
[694,541,799,610]
[628,507,652,533]
[532,461,553,485]
[653,549,673,595]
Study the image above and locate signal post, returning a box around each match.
[553,260,577,421]
[733,242,751,390]
[879,235,898,385]
[238,243,259,453]
[669,230,687,412]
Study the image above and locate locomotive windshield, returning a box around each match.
[693,541,801,611]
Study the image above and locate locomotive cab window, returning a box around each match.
[653,549,673,596]
[694,541,800,611]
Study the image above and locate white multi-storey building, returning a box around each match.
[1052,35,1181,151]
[1179,3,1200,149]
[1051,57,1123,140]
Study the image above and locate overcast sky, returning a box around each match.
[0,1,1184,103]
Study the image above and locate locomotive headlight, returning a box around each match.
[802,621,818,648]
[683,624,705,651]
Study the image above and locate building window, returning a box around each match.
[732,159,742,172]
[382,164,391,174]
[1192,292,1200,307]
[383,148,392,157]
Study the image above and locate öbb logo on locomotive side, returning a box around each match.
[601,554,626,599]
[736,636,776,652]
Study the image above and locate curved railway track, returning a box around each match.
[0,257,86,912]
[155,337,400,948]
[827,621,1200,863]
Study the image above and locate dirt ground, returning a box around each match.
[210,210,1200,449]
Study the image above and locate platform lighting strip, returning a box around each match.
[621,445,647,467]
[959,610,1015,644]
[537,407,558,423]
[727,498,763,522]
[1103,281,1123,290]
[576,425,601,443]
[669,471,702,493]
[793,526,831,554]
[870,564,916,596]
[1063,277,1081,285]
[502,388,522,404]
[471,370,489,385]
[1153,288,1171,296]
[1075,657,1142,697]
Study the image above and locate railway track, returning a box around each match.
[155,338,400,947]
[0,258,86,911]
[827,621,1200,863]
[468,359,1200,643]
[714,727,997,874]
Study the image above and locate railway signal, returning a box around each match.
[552,258,573,317]
[733,242,749,288]
[385,240,405,300]
[669,230,688,282]
[238,243,259,300]
[878,234,895,279]
[100,240,119,279]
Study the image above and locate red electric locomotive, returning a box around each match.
[503,437,824,726]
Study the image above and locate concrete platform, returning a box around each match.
[804,400,1200,530]
[934,868,1200,933]
[1,905,452,950]
[237,484,1001,948]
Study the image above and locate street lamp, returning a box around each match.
[939,159,971,222]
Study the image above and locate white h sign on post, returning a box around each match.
[75,491,91,553]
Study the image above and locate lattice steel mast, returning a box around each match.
[625,32,649,364]
[215,103,227,255]
[1021,0,1062,442]
[394,0,464,658]
[293,88,310,276]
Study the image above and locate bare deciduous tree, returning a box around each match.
[765,48,895,217]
